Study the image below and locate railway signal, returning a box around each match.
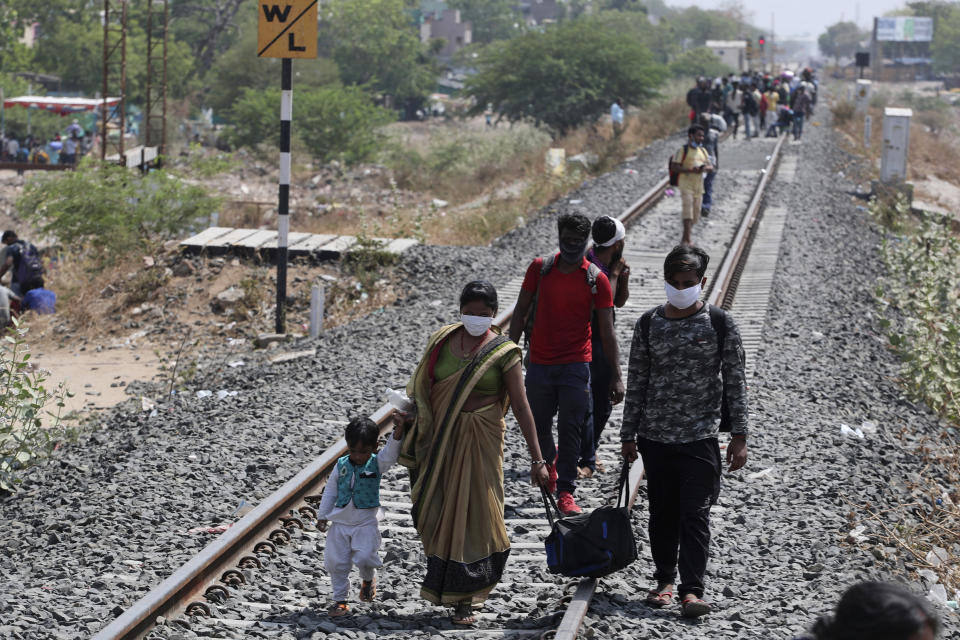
[258,0,319,334]
[758,34,765,55]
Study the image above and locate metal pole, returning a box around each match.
[276,58,292,334]
[1,87,5,141]
[101,0,109,160]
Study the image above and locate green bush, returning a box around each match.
[872,196,960,426]
[17,161,221,265]
[226,85,394,165]
[0,319,68,492]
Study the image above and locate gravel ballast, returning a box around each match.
[1,112,957,639]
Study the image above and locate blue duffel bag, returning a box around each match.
[542,463,638,579]
[23,288,56,314]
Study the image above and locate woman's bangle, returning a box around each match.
[530,459,547,466]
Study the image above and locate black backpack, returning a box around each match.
[667,145,689,187]
[743,91,757,116]
[640,304,735,432]
[522,253,600,350]
[14,241,44,285]
[542,463,638,578]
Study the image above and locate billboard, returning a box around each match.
[876,16,933,42]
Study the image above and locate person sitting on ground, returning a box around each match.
[401,281,549,625]
[0,230,45,296]
[794,581,940,640]
[578,216,630,479]
[316,413,406,618]
[621,244,748,619]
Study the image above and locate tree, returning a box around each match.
[464,19,666,136]
[170,0,247,76]
[226,86,394,164]
[447,0,521,44]
[322,0,438,115]
[818,21,866,64]
[928,4,960,73]
[669,47,733,79]
[670,7,741,46]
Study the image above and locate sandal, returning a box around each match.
[645,589,673,608]
[680,596,711,618]
[327,601,349,617]
[451,602,476,625]
[359,579,376,602]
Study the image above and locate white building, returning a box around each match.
[705,40,748,73]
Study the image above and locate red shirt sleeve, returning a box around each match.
[593,271,614,309]
[520,258,544,293]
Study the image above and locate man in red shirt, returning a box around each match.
[509,213,625,515]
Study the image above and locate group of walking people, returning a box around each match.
[315,210,752,623]
[687,68,818,143]
[1,119,85,169]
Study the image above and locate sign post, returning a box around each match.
[258,0,318,334]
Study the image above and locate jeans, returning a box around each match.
[578,339,613,471]
[638,437,721,599]
[702,170,716,211]
[743,113,754,138]
[792,113,805,139]
[525,362,592,495]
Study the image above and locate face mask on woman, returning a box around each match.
[664,282,701,309]
[461,314,493,336]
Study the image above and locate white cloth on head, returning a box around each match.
[598,218,626,247]
[324,520,383,601]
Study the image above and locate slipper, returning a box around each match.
[451,603,476,625]
[681,596,711,618]
[645,589,673,608]
[577,466,594,479]
[327,601,349,617]
[595,459,606,474]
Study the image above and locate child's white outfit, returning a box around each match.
[317,435,400,602]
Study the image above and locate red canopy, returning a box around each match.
[2,95,121,116]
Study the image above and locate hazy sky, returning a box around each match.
[668,0,909,40]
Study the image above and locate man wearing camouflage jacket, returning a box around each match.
[621,244,748,619]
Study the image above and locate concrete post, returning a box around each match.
[855,79,872,113]
[864,115,872,148]
[309,284,323,339]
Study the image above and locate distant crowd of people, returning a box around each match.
[686,68,819,142]
[1,119,88,169]
[662,67,819,246]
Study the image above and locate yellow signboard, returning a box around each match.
[257,0,318,59]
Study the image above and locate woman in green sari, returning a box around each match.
[400,281,549,625]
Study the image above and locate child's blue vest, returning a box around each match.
[334,454,381,509]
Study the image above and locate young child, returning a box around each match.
[316,413,404,617]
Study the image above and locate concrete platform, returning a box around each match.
[180,227,418,260]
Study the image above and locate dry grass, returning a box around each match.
[284,95,689,247]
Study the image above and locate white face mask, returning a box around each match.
[461,314,493,336]
[664,282,702,309]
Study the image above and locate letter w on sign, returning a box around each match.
[257,0,318,59]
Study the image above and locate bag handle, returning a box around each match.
[540,486,561,527]
[614,461,631,510]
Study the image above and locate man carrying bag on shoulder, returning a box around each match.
[620,244,749,619]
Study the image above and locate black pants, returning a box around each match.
[638,437,721,599]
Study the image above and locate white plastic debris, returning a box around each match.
[847,525,868,544]
[216,390,239,400]
[141,397,156,411]
[431,199,448,208]
[747,468,774,480]
[196,390,213,399]
[569,199,583,204]
[860,420,878,434]
[840,424,865,439]
[385,388,414,411]
[148,409,158,418]
[429,300,442,307]
[228,360,245,368]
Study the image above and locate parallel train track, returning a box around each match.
[93,132,787,640]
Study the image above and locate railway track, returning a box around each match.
[93,132,788,640]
